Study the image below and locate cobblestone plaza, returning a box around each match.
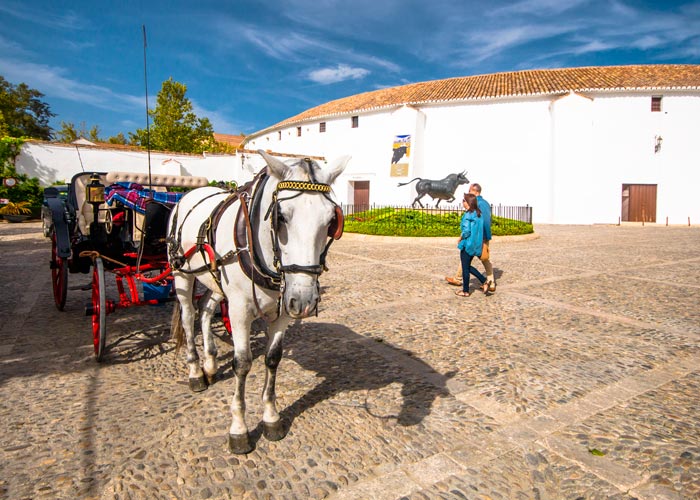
[1,222,698,499]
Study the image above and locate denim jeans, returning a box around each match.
[459,249,486,293]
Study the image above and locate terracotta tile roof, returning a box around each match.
[213,133,246,148]
[261,64,700,133]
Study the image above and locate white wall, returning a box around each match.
[15,141,254,186]
[247,90,700,225]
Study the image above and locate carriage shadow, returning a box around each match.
[213,321,456,446]
[103,326,175,365]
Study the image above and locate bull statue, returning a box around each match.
[397,171,469,208]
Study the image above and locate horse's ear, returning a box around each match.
[320,155,351,185]
[258,150,290,179]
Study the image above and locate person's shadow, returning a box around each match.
[236,321,456,442]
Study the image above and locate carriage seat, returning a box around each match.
[75,172,208,237]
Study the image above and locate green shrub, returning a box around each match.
[344,208,533,237]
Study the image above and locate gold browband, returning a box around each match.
[276,181,331,193]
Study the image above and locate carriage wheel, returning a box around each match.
[91,257,107,362]
[51,233,68,311]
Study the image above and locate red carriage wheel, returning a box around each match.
[91,257,107,361]
[51,233,68,311]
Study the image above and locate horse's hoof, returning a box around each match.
[205,372,217,386]
[188,376,208,392]
[228,433,254,454]
[263,420,287,442]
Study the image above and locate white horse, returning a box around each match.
[167,150,349,454]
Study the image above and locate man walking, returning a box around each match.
[445,183,496,292]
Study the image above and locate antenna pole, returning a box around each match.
[75,145,85,172]
[142,25,152,193]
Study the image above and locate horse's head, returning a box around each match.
[258,150,350,319]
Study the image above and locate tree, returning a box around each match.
[0,137,42,206]
[0,76,54,140]
[55,121,103,143]
[108,132,127,145]
[129,77,215,153]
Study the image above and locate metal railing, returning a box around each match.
[341,203,533,233]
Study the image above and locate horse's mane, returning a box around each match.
[280,158,318,183]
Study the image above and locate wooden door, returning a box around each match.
[622,184,657,222]
[353,181,370,211]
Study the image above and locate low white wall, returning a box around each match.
[15,141,256,187]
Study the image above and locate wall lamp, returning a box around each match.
[654,135,663,153]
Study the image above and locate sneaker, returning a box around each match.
[445,276,462,286]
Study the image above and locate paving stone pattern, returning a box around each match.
[0,221,699,499]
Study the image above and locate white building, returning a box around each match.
[244,64,700,225]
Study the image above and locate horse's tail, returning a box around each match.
[397,177,421,187]
[171,300,185,353]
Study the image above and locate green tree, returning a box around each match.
[108,132,127,144]
[55,121,104,143]
[0,76,54,140]
[0,137,42,206]
[129,77,215,153]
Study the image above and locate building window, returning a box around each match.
[297,126,302,137]
[278,131,281,140]
[651,96,662,112]
[319,122,326,133]
[351,116,359,128]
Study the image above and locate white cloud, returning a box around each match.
[308,64,370,84]
[0,1,85,31]
[217,18,400,73]
[489,0,590,17]
[191,100,246,135]
[465,24,574,63]
[0,58,141,112]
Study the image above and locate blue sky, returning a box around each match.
[1,0,699,139]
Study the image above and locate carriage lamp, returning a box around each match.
[86,174,105,234]
[86,174,105,205]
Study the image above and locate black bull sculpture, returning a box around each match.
[397,171,469,208]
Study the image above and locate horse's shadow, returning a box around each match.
[216,321,456,444]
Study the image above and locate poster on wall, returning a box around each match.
[390,134,410,177]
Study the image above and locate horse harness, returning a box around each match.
[167,165,344,317]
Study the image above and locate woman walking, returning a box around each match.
[455,193,488,297]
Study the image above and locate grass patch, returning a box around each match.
[344,207,533,237]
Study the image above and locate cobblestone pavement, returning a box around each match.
[1,220,699,500]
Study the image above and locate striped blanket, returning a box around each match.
[105,182,184,214]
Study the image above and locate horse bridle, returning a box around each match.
[263,179,344,280]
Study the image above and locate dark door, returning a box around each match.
[353,181,370,211]
[622,184,657,222]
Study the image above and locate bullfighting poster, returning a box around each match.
[390,134,410,177]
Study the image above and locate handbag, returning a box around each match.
[480,241,490,261]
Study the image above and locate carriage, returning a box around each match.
[46,170,213,361]
[47,151,350,453]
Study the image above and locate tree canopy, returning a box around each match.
[129,77,217,153]
[55,121,102,143]
[0,76,54,140]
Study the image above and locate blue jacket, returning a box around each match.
[477,195,492,241]
[457,210,484,256]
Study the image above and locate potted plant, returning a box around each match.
[0,200,32,222]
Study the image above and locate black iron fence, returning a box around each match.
[343,203,532,222]
[341,203,533,234]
